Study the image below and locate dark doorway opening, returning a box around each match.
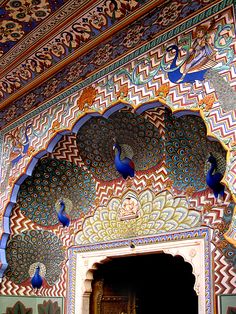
[90,253,198,314]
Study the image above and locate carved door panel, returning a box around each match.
[100,296,128,314]
[91,280,137,314]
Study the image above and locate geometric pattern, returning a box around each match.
[214,248,236,294]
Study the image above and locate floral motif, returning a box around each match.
[104,0,138,20]
[6,0,51,22]
[26,146,35,156]
[75,189,201,244]
[198,94,216,111]
[145,178,153,188]
[202,203,212,214]
[49,42,65,58]
[116,83,129,99]
[165,179,174,190]
[155,82,170,99]
[185,186,196,198]
[123,25,145,48]
[23,92,36,110]
[51,120,60,133]
[5,105,17,122]
[15,65,32,81]
[8,176,16,187]
[158,2,183,27]
[43,78,58,97]
[76,86,97,110]
[215,239,228,250]
[92,44,113,65]
[214,221,230,237]
[89,12,106,29]
[66,62,84,83]
[0,20,24,42]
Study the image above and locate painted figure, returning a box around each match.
[119,196,139,220]
[179,23,216,81]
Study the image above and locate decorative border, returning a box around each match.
[0,0,234,131]
[68,227,212,313]
[0,0,234,161]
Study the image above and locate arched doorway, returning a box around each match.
[90,253,198,314]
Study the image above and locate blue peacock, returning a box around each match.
[57,200,70,227]
[113,140,135,180]
[31,265,43,289]
[206,153,225,199]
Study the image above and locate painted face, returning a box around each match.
[196,29,205,38]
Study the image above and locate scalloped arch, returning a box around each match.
[0,100,230,279]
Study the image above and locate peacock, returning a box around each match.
[31,265,43,289]
[57,200,70,227]
[206,153,225,199]
[113,141,135,179]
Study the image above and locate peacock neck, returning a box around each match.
[115,145,121,159]
[209,162,216,175]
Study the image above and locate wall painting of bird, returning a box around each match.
[31,265,43,290]
[206,153,225,201]
[113,141,135,180]
[57,200,70,227]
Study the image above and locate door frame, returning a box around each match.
[67,227,213,314]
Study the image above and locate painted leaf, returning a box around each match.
[4,301,33,314]
[38,300,61,314]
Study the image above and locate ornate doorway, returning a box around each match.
[90,253,198,314]
[68,228,213,314]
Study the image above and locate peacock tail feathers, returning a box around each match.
[204,69,236,112]
[119,144,134,160]
[6,230,65,285]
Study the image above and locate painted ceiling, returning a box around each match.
[0,0,219,129]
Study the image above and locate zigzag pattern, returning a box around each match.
[53,223,76,248]
[0,277,28,296]
[143,108,165,138]
[96,77,118,111]
[214,248,236,294]
[58,95,82,129]
[11,206,39,234]
[95,161,168,206]
[209,108,236,138]
[51,134,84,167]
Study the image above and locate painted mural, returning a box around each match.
[0,0,236,312]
